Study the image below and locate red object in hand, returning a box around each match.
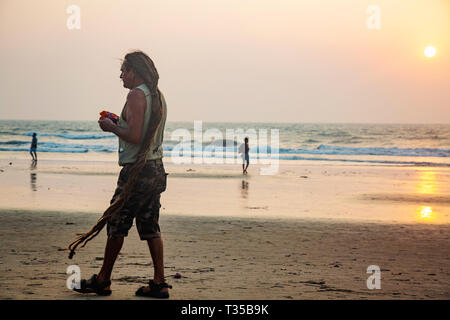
[99,110,119,124]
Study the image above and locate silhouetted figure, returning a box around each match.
[30,133,37,161]
[72,51,170,299]
[239,137,250,174]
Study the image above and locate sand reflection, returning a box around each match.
[240,180,249,199]
[30,160,37,191]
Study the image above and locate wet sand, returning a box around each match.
[1,157,450,224]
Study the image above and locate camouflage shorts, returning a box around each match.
[107,159,167,240]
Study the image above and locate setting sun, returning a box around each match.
[424,46,437,58]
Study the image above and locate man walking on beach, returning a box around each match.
[73,51,170,298]
[30,133,37,161]
[239,137,250,174]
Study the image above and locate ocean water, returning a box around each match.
[0,120,449,167]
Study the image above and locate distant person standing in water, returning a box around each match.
[30,133,37,161]
[239,137,250,174]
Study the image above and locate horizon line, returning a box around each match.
[0,118,449,126]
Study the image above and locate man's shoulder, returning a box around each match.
[128,87,146,100]
[126,88,147,112]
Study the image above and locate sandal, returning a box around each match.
[73,274,112,296]
[135,280,172,299]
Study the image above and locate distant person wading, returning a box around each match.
[69,50,170,298]
[30,133,37,161]
[239,137,250,175]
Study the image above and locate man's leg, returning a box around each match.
[142,237,168,293]
[136,163,169,295]
[244,155,249,173]
[96,236,124,287]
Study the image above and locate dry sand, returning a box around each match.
[0,209,448,300]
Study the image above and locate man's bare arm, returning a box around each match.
[98,89,146,144]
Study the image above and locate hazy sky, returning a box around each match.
[0,0,449,123]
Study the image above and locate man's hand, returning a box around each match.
[98,118,116,133]
[98,89,146,144]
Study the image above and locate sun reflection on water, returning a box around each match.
[420,206,433,219]
[417,170,436,194]
[414,170,440,222]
